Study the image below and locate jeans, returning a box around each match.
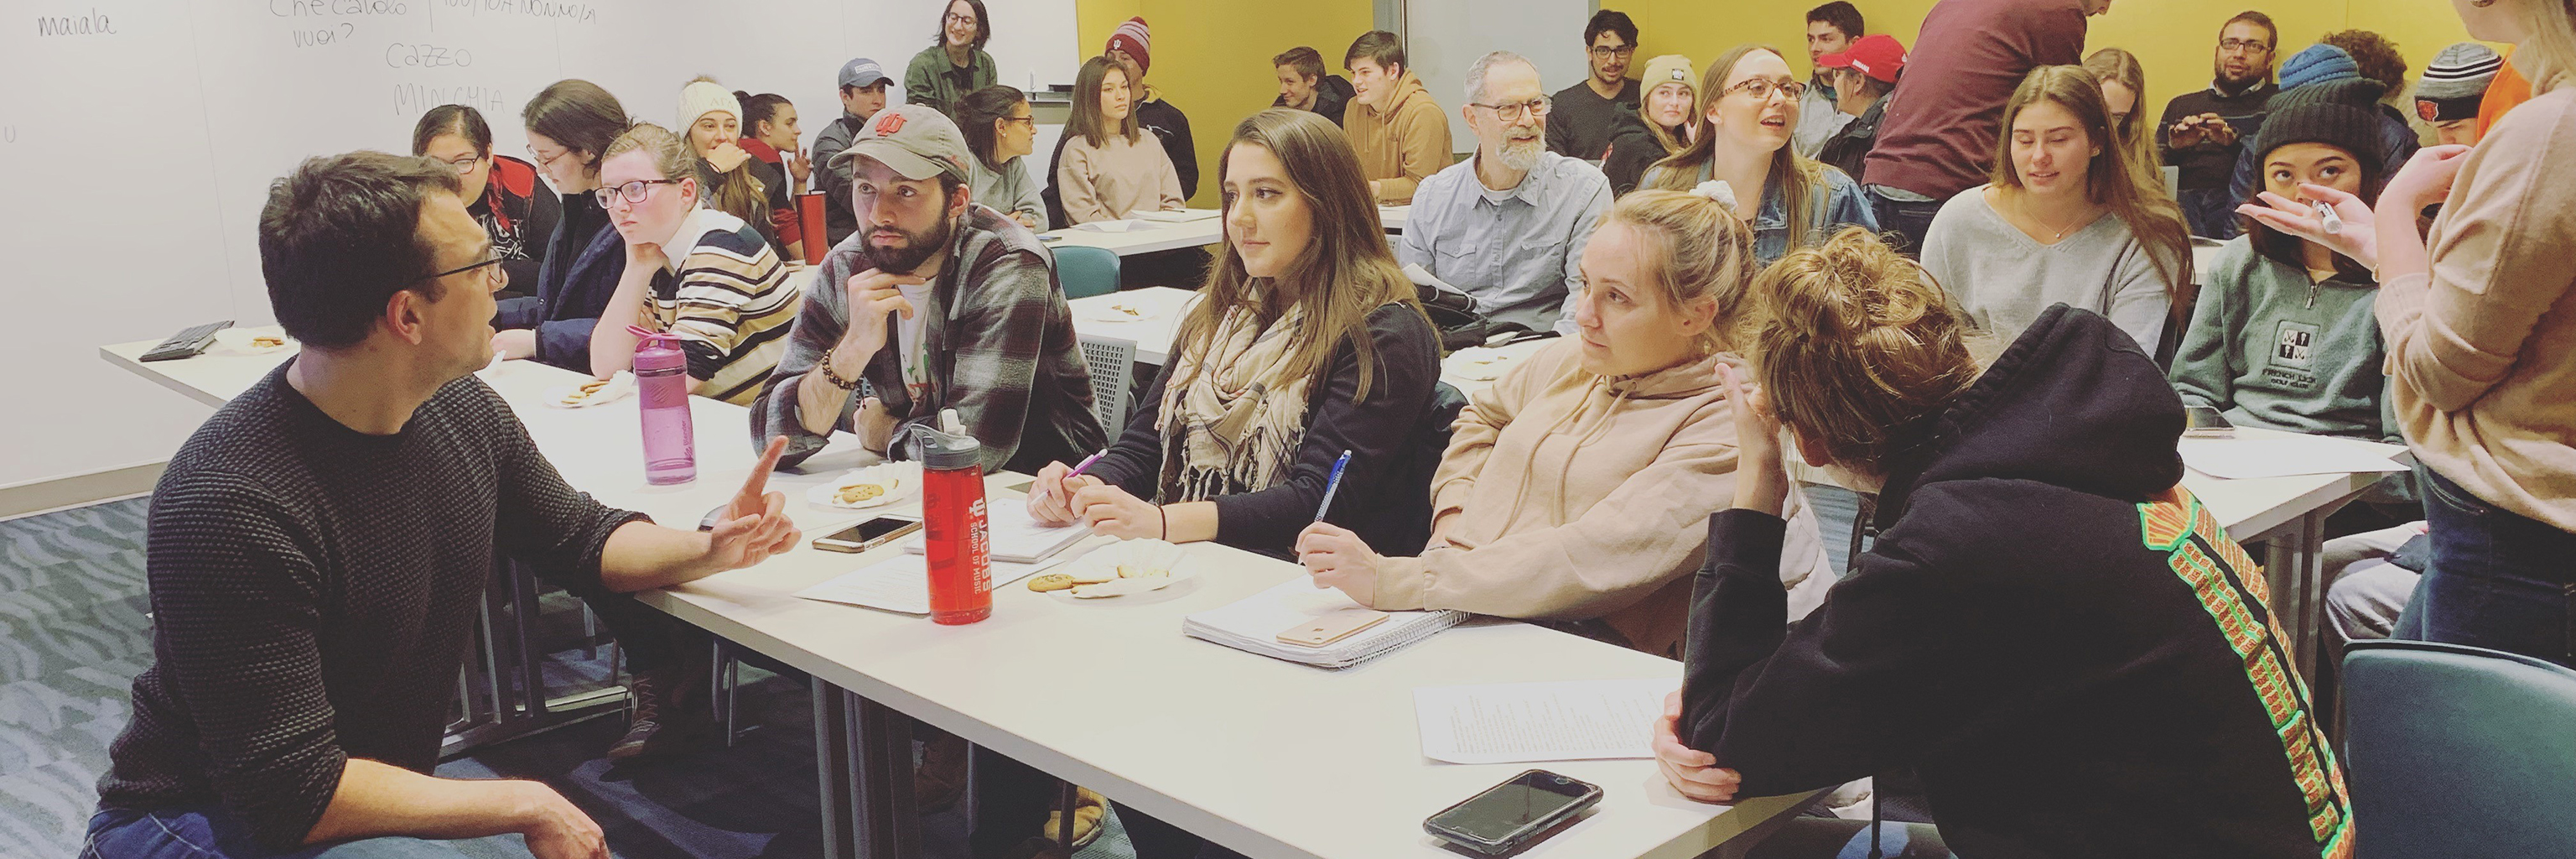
[1801,482,1872,577]
[2177,186,2241,240]
[2401,466,2576,668]
[83,807,493,859]
[1864,188,1946,257]
[1746,818,1954,858]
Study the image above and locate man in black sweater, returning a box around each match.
[88,152,802,859]
[1546,9,1642,162]
[2159,11,2281,238]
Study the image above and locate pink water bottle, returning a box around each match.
[631,326,697,486]
[909,411,991,625]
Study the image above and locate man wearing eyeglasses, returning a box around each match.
[1546,9,1642,163]
[88,152,802,859]
[1403,51,1613,336]
[2158,11,2281,238]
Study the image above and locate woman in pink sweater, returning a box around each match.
[2242,0,2576,665]
[1296,185,1831,658]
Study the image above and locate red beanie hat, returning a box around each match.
[1107,17,1150,77]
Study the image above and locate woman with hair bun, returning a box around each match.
[1654,229,2350,857]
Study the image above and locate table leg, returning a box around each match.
[847,690,922,858]
[813,676,857,859]
[2261,513,2330,685]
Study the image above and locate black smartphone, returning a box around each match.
[813,515,923,553]
[2184,405,2236,439]
[1423,769,1603,856]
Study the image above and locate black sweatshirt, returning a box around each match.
[1682,305,2350,858]
[96,364,643,850]
[1135,96,1199,199]
[2157,79,2276,192]
[1086,302,1439,557]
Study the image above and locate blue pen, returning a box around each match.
[1314,450,1353,523]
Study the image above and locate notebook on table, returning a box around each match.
[1183,578,1465,669]
[904,503,1092,564]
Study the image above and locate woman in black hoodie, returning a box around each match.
[1659,229,2350,858]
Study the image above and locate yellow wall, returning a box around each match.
[1614,0,2491,124]
[1077,0,1379,206]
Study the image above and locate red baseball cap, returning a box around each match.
[1818,34,1907,85]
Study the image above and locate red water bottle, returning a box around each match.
[911,410,991,624]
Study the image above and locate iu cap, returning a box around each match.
[830,103,972,183]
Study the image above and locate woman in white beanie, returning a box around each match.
[678,77,798,259]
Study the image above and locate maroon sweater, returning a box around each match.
[1862,0,2087,200]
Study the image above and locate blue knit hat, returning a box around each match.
[2278,44,2360,91]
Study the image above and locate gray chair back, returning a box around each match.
[2344,639,2576,858]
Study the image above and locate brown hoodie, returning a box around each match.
[1371,341,1831,658]
[1344,70,1452,204]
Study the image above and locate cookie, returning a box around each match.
[1026,573,1076,593]
[835,482,888,503]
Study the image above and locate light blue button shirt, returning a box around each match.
[1397,150,1613,333]
[1642,159,1881,263]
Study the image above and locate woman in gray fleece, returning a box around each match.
[2170,76,2413,519]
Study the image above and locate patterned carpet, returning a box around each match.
[0,499,1150,859]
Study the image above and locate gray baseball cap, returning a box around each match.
[839,57,888,89]
[829,104,972,183]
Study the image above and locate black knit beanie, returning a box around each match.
[2254,77,2390,168]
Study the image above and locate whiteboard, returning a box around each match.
[0,0,1078,490]
[1404,0,1592,154]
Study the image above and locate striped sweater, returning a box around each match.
[652,207,802,405]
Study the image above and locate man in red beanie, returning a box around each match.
[1106,17,1198,197]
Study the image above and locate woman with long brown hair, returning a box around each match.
[1639,44,1876,263]
[1919,65,2194,353]
[2083,47,2163,195]
[1028,108,1437,555]
[1055,54,1186,225]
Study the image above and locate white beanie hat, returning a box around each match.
[677,79,740,131]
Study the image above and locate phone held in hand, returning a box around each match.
[813,515,924,553]
[2185,405,2236,439]
[1423,769,1603,856]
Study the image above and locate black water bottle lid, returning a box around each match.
[905,410,984,471]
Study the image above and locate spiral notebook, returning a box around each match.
[1182,579,1465,669]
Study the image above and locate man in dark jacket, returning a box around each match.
[1273,45,1355,127]
[1812,34,1905,186]
[1670,305,2350,858]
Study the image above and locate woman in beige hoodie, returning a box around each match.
[1296,184,1830,658]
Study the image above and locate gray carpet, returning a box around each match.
[0,498,1151,859]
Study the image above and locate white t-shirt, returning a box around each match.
[894,281,935,402]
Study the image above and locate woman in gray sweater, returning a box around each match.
[954,86,1048,230]
[1919,65,2193,354]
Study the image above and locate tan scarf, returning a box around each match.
[1156,304,1315,502]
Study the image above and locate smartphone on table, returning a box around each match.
[1424,769,1603,855]
[2184,405,2236,439]
[813,515,923,553]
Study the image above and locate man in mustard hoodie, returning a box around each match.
[1343,30,1452,204]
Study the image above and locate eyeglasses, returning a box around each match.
[943,11,974,23]
[527,144,568,166]
[436,152,483,174]
[592,178,681,207]
[1471,96,1553,122]
[1001,116,1036,126]
[2219,39,2272,54]
[1588,44,1637,59]
[426,251,507,284]
[1722,77,1807,101]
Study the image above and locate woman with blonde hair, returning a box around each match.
[1641,44,1876,263]
[2241,0,2576,667]
[1652,227,2349,857]
[676,78,798,258]
[2083,47,2163,195]
[588,122,800,406]
[1297,184,1832,659]
[1919,65,2194,355]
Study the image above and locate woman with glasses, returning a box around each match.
[492,80,628,372]
[906,0,996,119]
[586,122,802,407]
[1057,55,1186,226]
[413,104,558,294]
[1641,45,1876,264]
[954,85,1047,230]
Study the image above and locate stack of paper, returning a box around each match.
[1411,679,1675,764]
[2178,435,2408,480]
[1132,208,1221,223]
[793,551,1063,615]
[1183,579,1463,669]
[906,503,1092,564]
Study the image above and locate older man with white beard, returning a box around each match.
[1398,50,1613,335]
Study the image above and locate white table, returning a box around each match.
[1040,206,1412,258]
[1067,286,1197,366]
[100,336,1822,859]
